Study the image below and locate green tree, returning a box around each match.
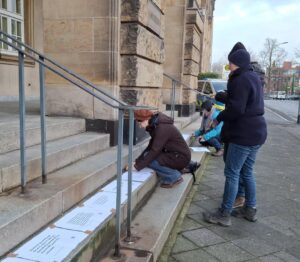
[198,72,220,80]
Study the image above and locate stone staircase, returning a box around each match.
[0,111,202,261]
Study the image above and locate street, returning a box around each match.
[265,100,299,122]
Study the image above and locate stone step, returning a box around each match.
[0,115,86,154]
[101,149,206,262]
[163,110,179,118]
[174,112,200,130]
[0,113,201,260]
[0,132,109,192]
[0,140,149,258]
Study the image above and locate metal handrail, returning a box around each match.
[163,73,205,118]
[0,31,156,257]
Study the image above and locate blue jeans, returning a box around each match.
[223,143,246,198]
[222,143,261,212]
[148,160,181,184]
[200,137,222,150]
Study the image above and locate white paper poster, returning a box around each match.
[1,258,33,262]
[182,133,191,142]
[14,227,86,262]
[102,180,142,195]
[83,191,119,212]
[54,206,111,232]
[190,147,210,153]
[122,168,154,182]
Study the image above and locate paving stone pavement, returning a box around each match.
[163,109,300,262]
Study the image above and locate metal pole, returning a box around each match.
[39,56,47,183]
[114,109,124,257]
[18,52,27,194]
[171,80,176,119]
[297,97,300,124]
[125,109,134,241]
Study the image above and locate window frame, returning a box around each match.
[0,0,24,55]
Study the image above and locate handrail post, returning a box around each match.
[171,80,176,119]
[39,56,47,183]
[18,51,27,194]
[114,109,124,257]
[125,109,134,242]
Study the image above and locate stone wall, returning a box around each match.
[120,0,165,110]
[44,0,120,120]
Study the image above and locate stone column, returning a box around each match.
[181,1,204,115]
[199,0,215,72]
[120,0,165,110]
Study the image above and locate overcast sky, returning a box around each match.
[212,0,300,64]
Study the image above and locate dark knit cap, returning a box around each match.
[134,109,153,121]
[215,91,227,104]
[201,100,213,112]
[228,42,246,59]
[228,49,250,69]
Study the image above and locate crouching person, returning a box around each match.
[193,100,224,156]
[134,110,191,188]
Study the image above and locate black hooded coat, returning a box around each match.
[134,113,191,171]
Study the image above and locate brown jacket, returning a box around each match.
[135,113,191,171]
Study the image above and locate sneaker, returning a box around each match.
[160,177,183,188]
[233,196,245,208]
[231,206,257,222]
[203,208,232,227]
[211,149,224,157]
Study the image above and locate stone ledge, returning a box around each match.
[121,23,165,63]
[185,9,204,33]
[121,0,164,38]
[121,56,163,88]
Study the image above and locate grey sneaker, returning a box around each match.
[203,208,232,227]
[231,206,257,222]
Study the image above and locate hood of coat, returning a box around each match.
[146,112,174,132]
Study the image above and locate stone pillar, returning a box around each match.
[44,0,120,122]
[181,1,204,115]
[163,0,204,116]
[199,0,215,72]
[120,0,165,110]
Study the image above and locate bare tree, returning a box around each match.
[295,48,300,62]
[259,38,288,92]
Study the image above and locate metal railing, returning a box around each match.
[163,73,205,118]
[0,30,155,257]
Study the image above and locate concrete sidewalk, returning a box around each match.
[159,109,300,262]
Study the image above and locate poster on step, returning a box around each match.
[83,190,120,213]
[122,168,154,182]
[12,227,86,262]
[54,205,111,232]
[190,147,211,153]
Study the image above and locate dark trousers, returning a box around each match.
[200,137,222,151]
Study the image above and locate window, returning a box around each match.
[203,82,213,94]
[0,0,24,54]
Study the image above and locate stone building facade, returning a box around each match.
[0,0,215,142]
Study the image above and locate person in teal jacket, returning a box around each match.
[193,100,224,156]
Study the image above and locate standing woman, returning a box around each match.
[203,49,267,226]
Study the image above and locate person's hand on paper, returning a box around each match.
[199,136,205,142]
[124,163,137,172]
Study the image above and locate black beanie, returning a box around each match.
[228,49,250,69]
[228,42,246,59]
[201,100,213,112]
